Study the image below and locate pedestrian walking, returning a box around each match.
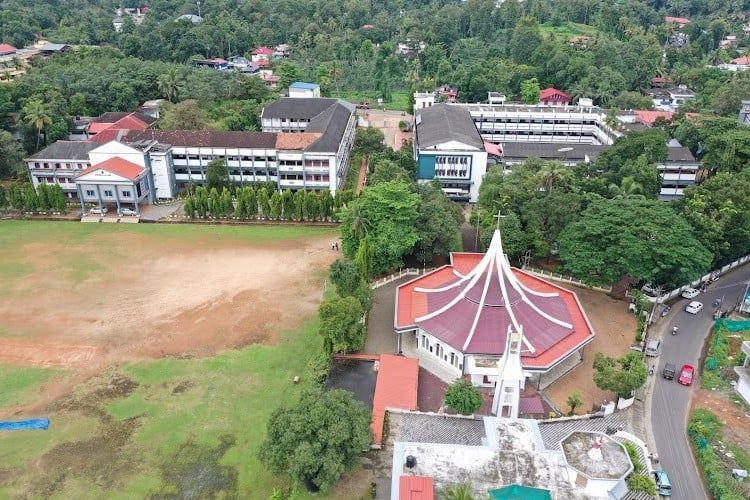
[334,241,339,251]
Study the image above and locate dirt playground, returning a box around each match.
[0,229,339,417]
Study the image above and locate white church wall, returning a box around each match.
[416,329,463,374]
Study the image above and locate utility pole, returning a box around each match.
[197,1,201,18]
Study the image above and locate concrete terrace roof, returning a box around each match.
[396,230,595,370]
[415,103,484,150]
[27,141,99,161]
[124,130,278,149]
[501,142,607,162]
[391,416,582,499]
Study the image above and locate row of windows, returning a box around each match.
[436,156,469,165]
[419,334,462,369]
[172,154,275,163]
[85,189,131,197]
[32,162,88,170]
[476,117,598,125]
[37,177,73,184]
[280,174,331,182]
[436,169,468,178]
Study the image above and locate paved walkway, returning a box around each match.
[363,279,406,355]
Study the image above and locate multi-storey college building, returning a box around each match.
[413,91,702,202]
[25,97,357,215]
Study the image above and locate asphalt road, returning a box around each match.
[650,266,750,499]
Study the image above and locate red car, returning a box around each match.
[678,364,695,386]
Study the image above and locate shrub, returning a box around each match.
[444,379,483,414]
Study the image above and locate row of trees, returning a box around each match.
[183,185,352,222]
[0,182,67,212]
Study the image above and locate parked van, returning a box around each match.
[645,339,661,357]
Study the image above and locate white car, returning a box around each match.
[685,301,704,314]
[118,208,137,216]
[681,287,700,299]
[89,206,108,215]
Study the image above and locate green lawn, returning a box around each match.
[0,221,344,498]
[0,364,61,407]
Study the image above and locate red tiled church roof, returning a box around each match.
[396,231,594,370]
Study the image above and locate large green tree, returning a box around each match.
[593,352,648,400]
[341,181,419,276]
[318,296,366,353]
[257,389,372,492]
[0,130,26,178]
[677,170,750,266]
[558,198,711,286]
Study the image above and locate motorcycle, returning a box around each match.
[672,326,679,335]
[660,306,671,318]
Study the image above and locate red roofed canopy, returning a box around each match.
[76,157,145,181]
[396,230,594,370]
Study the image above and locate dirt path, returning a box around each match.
[0,230,337,417]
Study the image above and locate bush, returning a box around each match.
[626,473,656,495]
[307,351,332,386]
[444,379,483,414]
[688,409,748,500]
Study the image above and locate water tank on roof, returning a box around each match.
[405,455,417,469]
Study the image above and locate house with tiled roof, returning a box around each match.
[85,111,156,141]
[665,16,691,27]
[539,87,571,106]
[0,44,17,56]
[251,46,274,64]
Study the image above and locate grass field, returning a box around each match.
[0,221,359,499]
[539,21,600,38]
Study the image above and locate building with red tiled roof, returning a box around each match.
[539,88,571,106]
[371,355,418,446]
[0,43,17,55]
[665,16,691,27]
[399,476,434,500]
[395,229,595,390]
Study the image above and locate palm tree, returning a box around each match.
[347,204,370,240]
[329,62,342,95]
[608,176,644,199]
[22,99,52,149]
[157,67,185,103]
[536,161,570,192]
[440,482,474,500]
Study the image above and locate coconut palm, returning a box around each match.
[536,161,570,193]
[608,176,644,199]
[157,67,185,103]
[347,203,371,240]
[440,482,474,500]
[22,99,52,149]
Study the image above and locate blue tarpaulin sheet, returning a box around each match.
[0,418,50,431]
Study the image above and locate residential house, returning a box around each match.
[646,86,695,112]
[113,16,124,32]
[274,44,290,58]
[137,100,165,120]
[435,84,458,103]
[175,14,202,23]
[720,35,738,49]
[395,40,426,59]
[0,44,17,56]
[38,43,71,56]
[251,46,274,64]
[665,16,691,28]
[539,88,571,106]
[657,139,702,201]
[193,58,229,70]
[259,71,279,88]
[412,103,489,202]
[720,55,750,71]
[288,82,321,98]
